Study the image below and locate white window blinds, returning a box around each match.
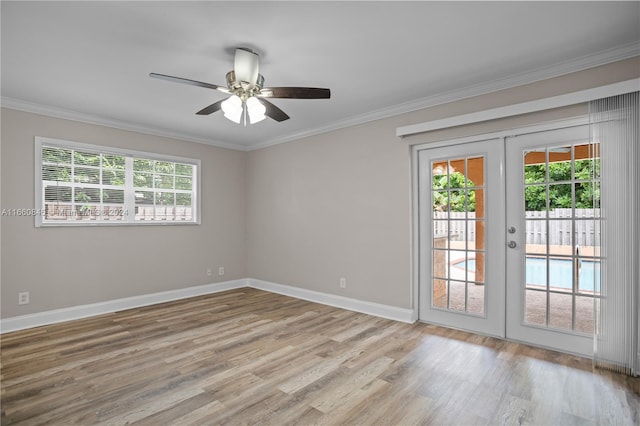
[36,137,200,226]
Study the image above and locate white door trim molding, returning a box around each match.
[397,78,640,138]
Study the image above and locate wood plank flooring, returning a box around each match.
[1,288,639,425]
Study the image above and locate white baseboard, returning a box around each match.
[1,278,415,333]
[0,279,248,333]
[248,278,415,323]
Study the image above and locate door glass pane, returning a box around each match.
[432,220,449,246]
[525,256,547,290]
[578,258,601,295]
[548,257,574,293]
[524,184,547,216]
[469,189,484,218]
[432,249,447,280]
[467,281,484,315]
[521,139,601,335]
[449,281,466,312]
[524,151,546,184]
[547,147,572,182]
[549,292,573,331]
[525,290,546,326]
[451,159,466,183]
[449,218,467,245]
[574,219,599,294]
[433,279,448,309]
[548,184,572,210]
[575,296,595,334]
[467,156,484,186]
[431,155,485,316]
[525,219,546,253]
[548,219,572,255]
[471,251,485,285]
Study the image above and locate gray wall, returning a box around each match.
[247,120,413,308]
[1,109,246,318]
[246,57,640,310]
[2,57,638,319]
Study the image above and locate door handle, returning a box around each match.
[508,241,517,249]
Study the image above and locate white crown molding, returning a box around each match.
[250,42,640,150]
[0,97,246,152]
[248,278,415,323]
[2,42,638,152]
[0,279,248,333]
[397,78,640,137]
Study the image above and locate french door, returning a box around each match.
[417,138,505,337]
[417,124,599,356]
[505,124,598,356]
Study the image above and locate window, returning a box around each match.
[35,137,200,226]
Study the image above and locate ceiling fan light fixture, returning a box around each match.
[246,97,266,124]
[221,95,243,123]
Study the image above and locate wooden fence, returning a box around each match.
[434,209,599,246]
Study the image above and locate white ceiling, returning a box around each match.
[2,1,639,151]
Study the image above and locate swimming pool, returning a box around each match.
[455,257,600,292]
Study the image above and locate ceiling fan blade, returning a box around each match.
[196,99,225,115]
[149,73,230,94]
[259,87,331,99]
[260,99,290,122]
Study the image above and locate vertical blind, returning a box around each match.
[591,91,639,376]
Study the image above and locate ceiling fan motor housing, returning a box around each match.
[225,71,265,99]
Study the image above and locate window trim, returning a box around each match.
[35,136,201,227]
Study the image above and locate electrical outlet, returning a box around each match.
[18,291,30,305]
[339,278,346,289]
[218,266,225,276]
[206,268,213,276]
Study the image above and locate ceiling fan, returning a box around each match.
[150,48,331,125]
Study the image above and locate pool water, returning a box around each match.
[456,257,600,292]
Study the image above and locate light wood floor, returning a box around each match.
[1,288,638,425]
